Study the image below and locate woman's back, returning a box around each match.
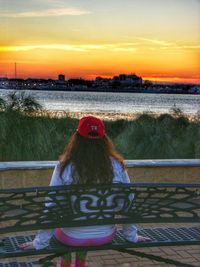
[48,157,131,240]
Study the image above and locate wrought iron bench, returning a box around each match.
[0,183,200,267]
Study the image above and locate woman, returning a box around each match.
[19,116,149,267]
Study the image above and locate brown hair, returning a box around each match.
[59,132,124,184]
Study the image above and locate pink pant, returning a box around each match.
[54,228,116,246]
[54,228,116,267]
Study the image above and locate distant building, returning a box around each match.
[190,85,200,93]
[58,74,65,82]
[0,77,9,89]
[113,73,142,85]
[94,77,111,88]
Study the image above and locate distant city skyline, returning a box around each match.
[0,0,200,84]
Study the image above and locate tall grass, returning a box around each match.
[115,113,200,159]
[0,111,78,161]
[0,111,199,161]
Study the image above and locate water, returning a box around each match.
[0,89,200,115]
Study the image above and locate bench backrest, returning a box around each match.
[1,183,200,234]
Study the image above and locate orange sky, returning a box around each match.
[0,0,200,83]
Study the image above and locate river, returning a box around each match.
[0,89,199,115]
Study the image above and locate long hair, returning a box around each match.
[59,132,124,184]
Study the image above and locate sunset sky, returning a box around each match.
[0,0,200,83]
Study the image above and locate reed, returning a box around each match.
[115,113,200,159]
[0,110,199,161]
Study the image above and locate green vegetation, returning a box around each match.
[0,107,199,161]
[0,111,77,161]
[0,92,42,113]
[115,113,200,159]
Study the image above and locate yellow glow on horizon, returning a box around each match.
[0,41,199,84]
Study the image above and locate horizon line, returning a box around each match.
[1,75,199,85]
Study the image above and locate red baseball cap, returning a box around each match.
[77,116,105,139]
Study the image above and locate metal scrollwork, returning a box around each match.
[0,183,200,234]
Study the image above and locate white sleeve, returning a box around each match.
[112,159,130,184]
[122,224,138,242]
[49,163,63,186]
[33,164,63,250]
[112,159,139,243]
[33,229,54,250]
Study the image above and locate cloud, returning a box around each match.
[135,37,174,46]
[135,37,200,51]
[172,45,200,49]
[0,8,91,17]
[1,41,199,54]
[0,43,138,53]
[0,45,88,52]
[112,47,137,52]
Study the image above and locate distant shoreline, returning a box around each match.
[0,87,199,95]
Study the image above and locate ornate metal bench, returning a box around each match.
[1,183,200,267]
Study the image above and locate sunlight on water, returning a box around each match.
[0,90,200,114]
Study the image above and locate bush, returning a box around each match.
[1,91,42,113]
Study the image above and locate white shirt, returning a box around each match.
[33,158,138,249]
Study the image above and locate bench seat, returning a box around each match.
[1,227,200,262]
